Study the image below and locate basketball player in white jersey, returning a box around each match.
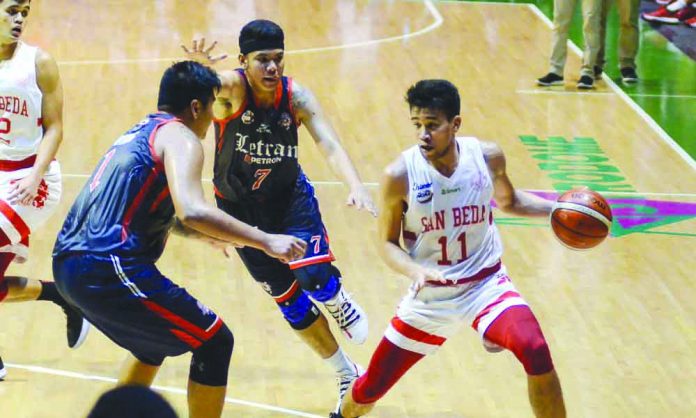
[0,0,89,380]
[333,80,566,417]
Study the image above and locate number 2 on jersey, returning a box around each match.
[437,232,467,265]
[252,169,272,191]
[0,117,10,134]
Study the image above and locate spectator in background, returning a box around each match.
[537,0,603,89]
[597,0,642,84]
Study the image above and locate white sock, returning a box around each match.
[325,348,354,374]
[667,0,686,11]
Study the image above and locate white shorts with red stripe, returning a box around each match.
[385,264,527,355]
[0,160,61,262]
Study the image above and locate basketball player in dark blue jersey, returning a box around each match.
[182,19,374,410]
[52,61,306,418]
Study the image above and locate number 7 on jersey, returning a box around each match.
[252,169,272,191]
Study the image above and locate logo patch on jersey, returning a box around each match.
[413,182,433,203]
[441,186,461,195]
[196,301,213,316]
[278,112,292,130]
[260,282,272,294]
[472,170,489,191]
[256,123,271,134]
[241,110,255,125]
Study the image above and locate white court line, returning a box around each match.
[56,1,442,66]
[60,174,695,197]
[525,3,696,172]
[5,363,324,418]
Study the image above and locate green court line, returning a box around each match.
[441,0,696,160]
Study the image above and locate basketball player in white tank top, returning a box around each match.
[0,0,89,380]
[335,80,566,418]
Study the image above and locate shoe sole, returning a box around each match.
[70,320,91,349]
[622,78,638,84]
[642,15,680,23]
[536,80,564,86]
[577,84,594,90]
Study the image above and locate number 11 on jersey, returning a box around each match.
[437,232,467,265]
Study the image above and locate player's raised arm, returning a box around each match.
[481,140,553,217]
[156,122,306,263]
[8,50,63,206]
[378,157,445,291]
[292,81,377,217]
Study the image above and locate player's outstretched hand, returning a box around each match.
[263,234,307,264]
[180,37,228,66]
[346,186,378,217]
[410,267,447,295]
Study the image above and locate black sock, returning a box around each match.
[37,281,64,305]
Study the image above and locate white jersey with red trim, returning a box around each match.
[402,136,503,282]
[0,41,43,161]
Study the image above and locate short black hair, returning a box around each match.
[157,61,220,114]
[238,19,285,54]
[405,80,461,120]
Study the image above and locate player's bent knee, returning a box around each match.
[293,263,341,302]
[278,289,320,330]
[189,323,234,386]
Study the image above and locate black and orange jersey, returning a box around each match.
[213,69,300,205]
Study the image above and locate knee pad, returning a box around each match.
[486,307,554,376]
[515,333,553,376]
[190,323,234,386]
[277,286,320,330]
[293,263,341,302]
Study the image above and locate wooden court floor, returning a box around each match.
[1,1,695,417]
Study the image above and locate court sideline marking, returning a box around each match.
[56,0,442,66]
[5,362,324,418]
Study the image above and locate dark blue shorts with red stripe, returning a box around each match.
[53,252,222,365]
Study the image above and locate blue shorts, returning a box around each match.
[53,253,223,365]
[216,171,334,298]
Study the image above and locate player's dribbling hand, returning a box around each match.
[180,37,228,66]
[263,234,307,264]
[409,267,447,295]
[8,174,42,206]
[346,186,378,217]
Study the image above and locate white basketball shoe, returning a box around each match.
[335,361,364,414]
[325,287,368,344]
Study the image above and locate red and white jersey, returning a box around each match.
[0,41,43,161]
[402,136,502,282]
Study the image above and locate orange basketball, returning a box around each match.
[551,188,612,250]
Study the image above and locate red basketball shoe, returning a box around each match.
[642,5,682,23]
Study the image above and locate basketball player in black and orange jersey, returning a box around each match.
[182,19,373,409]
